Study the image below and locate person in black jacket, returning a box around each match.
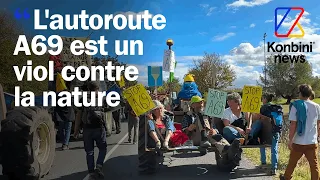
[55,82,75,150]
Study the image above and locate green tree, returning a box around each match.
[258,55,314,104]
[188,52,236,93]
[0,10,49,95]
[145,77,182,94]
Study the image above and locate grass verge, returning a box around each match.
[243,98,320,180]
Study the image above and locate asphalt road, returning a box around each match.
[1,122,273,180]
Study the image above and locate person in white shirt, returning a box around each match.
[280,84,320,180]
[221,92,251,143]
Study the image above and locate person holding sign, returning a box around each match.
[222,92,252,143]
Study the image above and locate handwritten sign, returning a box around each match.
[163,50,176,72]
[204,89,227,118]
[242,85,263,113]
[123,84,155,116]
[61,37,92,68]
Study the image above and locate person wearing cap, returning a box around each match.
[147,100,176,149]
[181,95,212,148]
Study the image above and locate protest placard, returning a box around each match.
[123,84,155,116]
[61,37,92,68]
[204,89,227,118]
[163,49,175,72]
[241,85,263,113]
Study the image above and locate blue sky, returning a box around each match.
[2,0,320,88]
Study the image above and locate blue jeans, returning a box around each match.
[223,126,241,143]
[260,132,280,170]
[249,120,280,170]
[83,128,107,173]
[249,120,263,138]
[58,121,72,145]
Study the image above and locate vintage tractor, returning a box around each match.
[0,83,56,180]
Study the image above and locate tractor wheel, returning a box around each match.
[0,107,55,179]
[138,115,157,174]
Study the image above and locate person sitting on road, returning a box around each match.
[222,92,252,143]
[181,96,212,148]
[147,100,176,150]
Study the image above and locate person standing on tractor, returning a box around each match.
[280,84,320,180]
[174,74,202,109]
[74,81,107,180]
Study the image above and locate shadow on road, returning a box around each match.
[51,170,88,180]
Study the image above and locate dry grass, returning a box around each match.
[243,98,320,180]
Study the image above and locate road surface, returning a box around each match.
[1,122,273,180]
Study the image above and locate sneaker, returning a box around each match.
[155,141,161,150]
[269,169,277,176]
[163,141,169,149]
[116,130,121,134]
[200,140,211,148]
[95,165,104,179]
[62,145,69,150]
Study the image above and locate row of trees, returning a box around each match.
[145,52,319,104]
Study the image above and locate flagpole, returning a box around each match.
[166,39,174,111]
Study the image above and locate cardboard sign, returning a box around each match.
[61,37,92,68]
[163,50,176,72]
[204,89,227,118]
[123,84,155,116]
[242,85,263,113]
[148,66,163,87]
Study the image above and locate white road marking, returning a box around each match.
[83,133,129,180]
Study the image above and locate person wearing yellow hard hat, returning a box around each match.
[181,95,211,148]
[175,74,202,108]
[181,96,242,161]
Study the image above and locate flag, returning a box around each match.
[56,73,67,92]
[169,61,177,82]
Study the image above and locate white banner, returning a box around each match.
[163,49,176,72]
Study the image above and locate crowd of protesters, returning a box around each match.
[53,80,320,180]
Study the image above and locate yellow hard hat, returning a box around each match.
[184,74,195,82]
[190,96,204,104]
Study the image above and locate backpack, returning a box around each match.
[231,112,247,130]
[261,104,283,133]
[82,97,106,128]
